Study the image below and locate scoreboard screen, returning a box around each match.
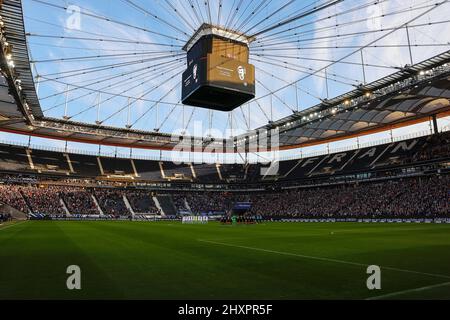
[181,34,255,111]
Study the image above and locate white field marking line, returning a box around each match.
[273,225,450,234]
[0,220,28,231]
[197,239,450,280]
[325,226,450,233]
[366,281,450,300]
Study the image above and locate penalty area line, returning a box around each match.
[197,239,450,280]
[366,281,450,300]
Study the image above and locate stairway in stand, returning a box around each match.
[156,195,177,216]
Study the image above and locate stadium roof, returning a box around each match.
[1,0,450,152]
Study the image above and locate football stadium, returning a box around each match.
[0,0,450,305]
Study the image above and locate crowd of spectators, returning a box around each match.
[0,175,448,219]
[127,191,160,214]
[94,189,129,216]
[0,185,28,213]
[172,194,188,213]
[20,186,65,215]
[250,175,449,219]
[0,213,12,223]
[60,188,99,215]
[181,192,235,214]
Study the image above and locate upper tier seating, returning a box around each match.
[0,132,448,184]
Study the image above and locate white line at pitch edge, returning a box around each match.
[198,239,450,280]
[0,220,28,231]
[366,281,450,300]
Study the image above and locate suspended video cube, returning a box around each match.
[181,24,255,112]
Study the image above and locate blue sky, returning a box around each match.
[1,0,450,159]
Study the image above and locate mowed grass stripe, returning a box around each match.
[198,239,450,280]
[60,221,319,299]
[1,221,450,299]
[0,220,125,299]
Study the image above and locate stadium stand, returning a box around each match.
[0,185,29,213]
[182,192,234,215]
[250,175,449,219]
[191,163,221,183]
[100,157,136,177]
[219,164,249,182]
[0,132,448,184]
[94,189,130,217]
[0,131,448,220]
[20,186,65,215]
[126,191,160,214]
[161,162,194,181]
[172,194,189,214]
[0,212,12,223]
[29,149,71,175]
[0,145,31,173]
[69,154,101,177]
[60,188,99,215]
[156,195,177,216]
[0,174,447,220]
[133,159,164,181]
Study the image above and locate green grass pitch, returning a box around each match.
[1,220,450,300]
